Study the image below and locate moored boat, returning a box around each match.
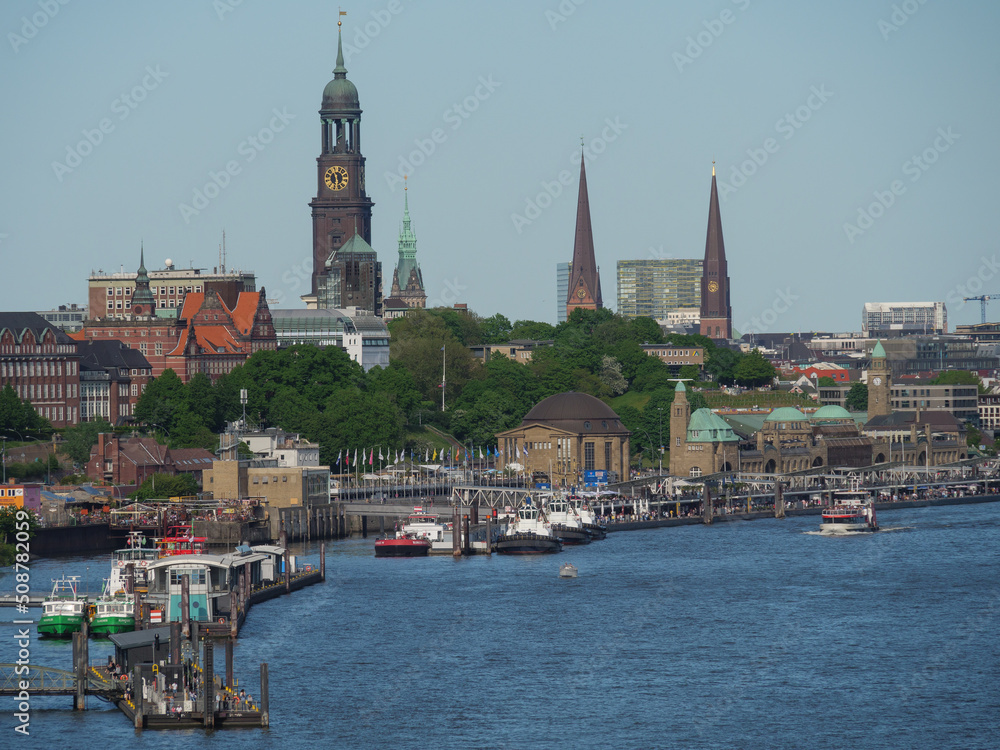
[108,530,159,595]
[37,576,87,638]
[89,580,136,636]
[374,535,431,557]
[495,503,562,554]
[570,495,607,540]
[154,525,208,557]
[821,490,878,534]
[544,495,592,545]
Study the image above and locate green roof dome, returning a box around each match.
[687,408,738,443]
[872,340,886,358]
[674,380,686,392]
[765,407,808,423]
[322,77,360,111]
[322,25,360,112]
[812,405,852,420]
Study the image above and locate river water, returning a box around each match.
[3,502,999,749]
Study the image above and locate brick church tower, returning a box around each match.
[566,152,603,319]
[699,165,732,340]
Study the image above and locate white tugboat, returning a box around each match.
[496,502,563,554]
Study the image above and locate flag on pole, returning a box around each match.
[336,449,342,465]
[378,447,384,461]
[523,444,528,457]
[432,448,437,461]
[425,447,429,461]
[479,447,484,460]
[369,448,374,465]
[353,448,357,467]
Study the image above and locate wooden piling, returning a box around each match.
[203,637,215,729]
[320,542,326,580]
[181,573,191,639]
[463,514,471,555]
[775,482,785,519]
[284,549,291,593]
[452,506,461,557]
[225,638,234,690]
[702,484,713,525]
[133,665,144,729]
[361,515,368,538]
[133,587,143,631]
[170,621,181,665]
[125,562,135,595]
[75,625,88,710]
[485,516,492,555]
[260,663,269,728]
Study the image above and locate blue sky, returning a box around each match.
[2,0,998,332]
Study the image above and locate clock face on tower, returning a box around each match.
[708,280,719,293]
[872,377,882,386]
[577,287,586,299]
[324,165,349,191]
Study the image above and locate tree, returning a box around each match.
[0,384,52,437]
[62,419,114,465]
[817,376,837,387]
[733,350,777,387]
[599,356,628,396]
[931,370,983,392]
[131,472,199,501]
[479,313,513,344]
[846,382,868,411]
[509,319,556,341]
[704,348,740,384]
[0,507,38,565]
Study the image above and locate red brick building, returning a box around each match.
[0,312,81,427]
[85,434,214,487]
[76,253,277,383]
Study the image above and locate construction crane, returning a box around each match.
[963,295,1000,324]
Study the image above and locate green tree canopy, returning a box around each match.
[846,382,868,411]
[733,350,777,387]
[130,472,199,501]
[62,419,114,465]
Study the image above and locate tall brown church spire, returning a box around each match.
[699,164,732,339]
[566,151,603,319]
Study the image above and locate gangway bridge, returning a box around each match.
[0,663,119,699]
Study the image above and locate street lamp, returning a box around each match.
[657,407,664,475]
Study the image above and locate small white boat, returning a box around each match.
[821,489,878,534]
[559,563,578,578]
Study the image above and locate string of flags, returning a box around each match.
[332,445,508,467]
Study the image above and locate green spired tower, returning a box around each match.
[388,177,426,309]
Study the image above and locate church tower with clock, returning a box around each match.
[699,165,732,340]
[309,19,376,300]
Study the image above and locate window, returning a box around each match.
[282,476,288,483]
[690,467,702,477]
[584,441,595,471]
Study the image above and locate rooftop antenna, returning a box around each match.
[220,229,227,274]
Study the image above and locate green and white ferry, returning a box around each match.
[89,581,135,636]
[37,576,87,638]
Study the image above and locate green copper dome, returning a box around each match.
[811,405,852,421]
[872,340,886,358]
[687,408,738,443]
[322,25,360,112]
[764,407,808,423]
